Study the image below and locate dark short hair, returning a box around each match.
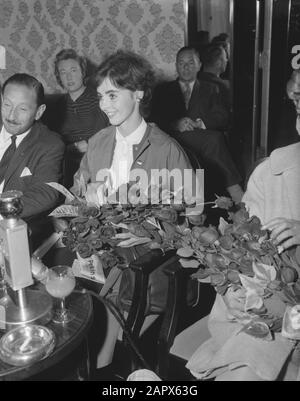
[176,46,201,63]
[286,68,300,98]
[95,49,155,116]
[211,33,229,44]
[290,68,300,82]
[54,48,87,87]
[201,45,226,67]
[2,73,45,106]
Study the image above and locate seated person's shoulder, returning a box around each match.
[271,141,300,159]
[153,79,175,95]
[147,123,183,149]
[198,72,229,88]
[37,122,65,148]
[197,79,220,94]
[82,84,99,100]
[42,93,66,131]
[248,157,270,181]
[249,142,300,181]
[148,122,170,139]
[269,141,300,173]
[87,125,114,144]
[221,79,230,89]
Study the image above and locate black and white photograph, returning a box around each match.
[0,0,299,383]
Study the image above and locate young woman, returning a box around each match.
[71,49,201,207]
[71,49,203,377]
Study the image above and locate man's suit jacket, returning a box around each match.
[197,71,231,111]
[150,78,229,133]
[1,121,65,220]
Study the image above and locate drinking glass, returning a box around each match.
[0,263,7,300]
[45,265,76,324]
[0,250,7,301]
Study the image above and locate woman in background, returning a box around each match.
[53,49,108,188]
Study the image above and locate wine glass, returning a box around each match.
[0,262,7,300]
[0,250,8,302]
[45,265,76,324]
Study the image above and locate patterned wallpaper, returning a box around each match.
[0,0,186,93]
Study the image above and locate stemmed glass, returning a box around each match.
[45,265,76,324]
[0,263,7,300]
[0,250,8,302]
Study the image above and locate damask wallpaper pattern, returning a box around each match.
[0,0,186,93]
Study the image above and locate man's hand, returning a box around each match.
[75,140,88,153]
[175,117,198,132]
[194,118,206,129]
[263,218,300,250]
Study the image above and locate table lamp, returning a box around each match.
[0,191,52,331]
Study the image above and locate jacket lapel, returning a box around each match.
[99,127,116,170]
[188,80,200,112]
[175,79,200,113]
[3,123,40,187]
[174,80,186,111]
[132,124,151,166]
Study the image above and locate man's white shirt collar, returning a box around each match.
[0,126,31,194]
[0,125,31,147]
[179,80,195,92]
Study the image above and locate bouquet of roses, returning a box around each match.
[48,178,210,254]
[176,198,300,338]
[48,181,195,283]
[58,202,183,254]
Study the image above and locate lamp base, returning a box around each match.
[0,289,52,331]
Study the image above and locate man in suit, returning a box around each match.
[150,46,243,203]
[0,73,65,222]
[210,33,231,80]
[198,44,231,111]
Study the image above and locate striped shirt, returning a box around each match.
[59,86,108,144]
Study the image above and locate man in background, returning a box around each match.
[198,44,231,111]
[211,33,231,80]
[150,46,243,203]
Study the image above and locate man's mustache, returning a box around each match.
[5,119,18,125]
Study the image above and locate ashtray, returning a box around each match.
[0,324,56,366]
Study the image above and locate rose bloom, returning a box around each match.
[100,252,118,270]
[78,205,100,218]
[100,226,116,238]
[77,243,93,258]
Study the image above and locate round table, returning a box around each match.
[0,291,93,381]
